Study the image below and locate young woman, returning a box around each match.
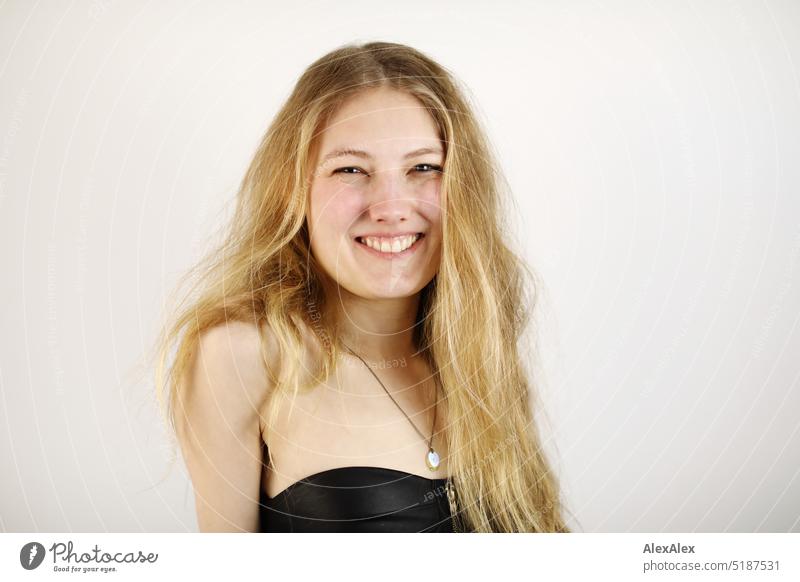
[154,41,571,533]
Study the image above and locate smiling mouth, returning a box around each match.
[354,233,425,257]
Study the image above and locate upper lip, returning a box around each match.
[354,231,424,240]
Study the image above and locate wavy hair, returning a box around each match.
[153,40,572,532]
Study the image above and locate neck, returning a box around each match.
[330,287,423,365]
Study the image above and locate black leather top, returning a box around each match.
[259,466,455,532]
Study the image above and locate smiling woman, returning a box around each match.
[153,40,572,533]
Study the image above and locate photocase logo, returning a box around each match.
[17,540,158,574]
[19,542,46,570]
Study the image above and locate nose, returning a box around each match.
[365,169,415,224]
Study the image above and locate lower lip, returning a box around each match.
[354,234,425,260]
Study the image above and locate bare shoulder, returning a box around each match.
[194,320,278,403]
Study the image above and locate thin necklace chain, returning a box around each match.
[340,341,438,449]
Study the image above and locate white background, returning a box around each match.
[0,0,798,532]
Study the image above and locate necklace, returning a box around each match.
[341,341,442,471]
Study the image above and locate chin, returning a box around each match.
[344,278,427,300]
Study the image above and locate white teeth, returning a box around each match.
[359,234,421,253]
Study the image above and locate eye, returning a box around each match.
[413,163,443,173]
[333,166,368,176]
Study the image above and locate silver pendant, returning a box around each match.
[426,447,440,470]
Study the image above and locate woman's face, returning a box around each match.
[306,87,443,300]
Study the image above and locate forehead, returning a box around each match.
[316,87,441,156]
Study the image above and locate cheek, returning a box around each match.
[418,179,443,224]
[308,185,362,247]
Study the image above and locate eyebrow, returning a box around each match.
[321,146,443,164]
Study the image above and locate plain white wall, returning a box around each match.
[1,0,798,532]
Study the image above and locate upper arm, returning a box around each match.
[174,320,275,532]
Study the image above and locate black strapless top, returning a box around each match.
[259,466,455,532]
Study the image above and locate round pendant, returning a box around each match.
[426,448,440,470]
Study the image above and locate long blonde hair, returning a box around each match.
[154,40,572,532]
